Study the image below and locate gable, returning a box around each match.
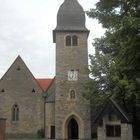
[0,56,43,94]
[95,99,131,124]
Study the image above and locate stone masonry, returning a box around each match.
[0,56,44,138]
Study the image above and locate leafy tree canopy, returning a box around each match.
[86,0,140,137]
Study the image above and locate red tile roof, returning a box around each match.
[36,79,53,91]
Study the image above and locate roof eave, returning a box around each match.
[53,28,90,43]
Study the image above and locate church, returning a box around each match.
[0,0,133,140]
[0,0,91,139]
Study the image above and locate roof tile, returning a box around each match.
[36,79,53,91]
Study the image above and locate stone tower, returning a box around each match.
[53,0,91,139]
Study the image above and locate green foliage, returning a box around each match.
[86,0,140,137]
[84,37,114,110]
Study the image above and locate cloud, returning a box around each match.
[0,0,104,78]
[0,0,57,78]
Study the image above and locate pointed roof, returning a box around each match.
[0,55,30,81]
[36,79,54,92]
[95,98,131,124]
[56,0,87,31]
[53,0,89,42]
[0,56,42,92]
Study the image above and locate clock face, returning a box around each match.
[68,70,78,81]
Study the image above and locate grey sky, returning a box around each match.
[0,0,104,78]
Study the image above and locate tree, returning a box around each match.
[86,0,140,137]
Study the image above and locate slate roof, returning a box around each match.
[95,98,131,124]
[53,0,89,42]
[56,0,87,31]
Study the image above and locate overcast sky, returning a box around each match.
[0,0,104,79]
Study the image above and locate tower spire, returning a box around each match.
[53,0,89,43]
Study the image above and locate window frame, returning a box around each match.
[12,104,19,122]
[72,35,78,46]
[106,124,121,137]
[65,35,79,47]
[66,35,71,46]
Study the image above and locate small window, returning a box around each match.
[1,88,5,92]
[17,67,20,71]
[65,35,78,46]
[72,35,78,46]
[32,88,35,93]
[66,35,71,46]
[106,125,121,137]
[70,90,76,99]
[12,104,19,121]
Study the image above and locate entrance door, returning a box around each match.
[50,126,55,139]
[68,118,79,139]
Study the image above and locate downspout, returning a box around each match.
[43,95,47,138]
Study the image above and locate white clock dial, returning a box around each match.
[68,70,78,81]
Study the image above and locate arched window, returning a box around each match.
[12,104,19,121]
[70,90,76,99]
[66,35,71,46]
[65,35,78,46]
[72,35,78,46]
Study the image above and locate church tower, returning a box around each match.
[53,0,91,139]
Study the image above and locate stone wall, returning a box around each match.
[0,57,44,138]
[97,126,105,140]
[55,31,91,139]
[121,124,133,140]
[97,122,133,140]
[45,103,55,139]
